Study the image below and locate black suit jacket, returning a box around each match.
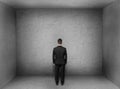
[53,46,67,65]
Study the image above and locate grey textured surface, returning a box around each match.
[16,9,102,75]
[0,3,16,89]
[0,0,115,8]
[103,0,120,88]
[2,76,119,89]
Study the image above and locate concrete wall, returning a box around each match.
[0,3,16,88]
[16,9,102,76]
[103,0,120,88]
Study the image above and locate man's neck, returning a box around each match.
[58,44,62,46]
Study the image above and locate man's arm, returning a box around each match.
[64,48,67,64]
[53,48,56,64]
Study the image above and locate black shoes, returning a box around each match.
[56,81,64,86]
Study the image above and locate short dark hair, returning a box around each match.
[58,38,62,44]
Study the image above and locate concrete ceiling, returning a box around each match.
[0,0,115,8]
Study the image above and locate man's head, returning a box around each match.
[58,38,62,44]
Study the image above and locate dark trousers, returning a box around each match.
[55,64,65,85]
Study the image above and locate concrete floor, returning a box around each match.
[2,76,119,89]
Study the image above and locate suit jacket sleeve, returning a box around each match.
[53,48,56,64]
[64,48,67,64]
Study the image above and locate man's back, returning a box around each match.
[53,38,67,85]
[53,46,67,65]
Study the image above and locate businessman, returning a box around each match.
[53,38,67,85]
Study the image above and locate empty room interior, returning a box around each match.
[0,0,120,89]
